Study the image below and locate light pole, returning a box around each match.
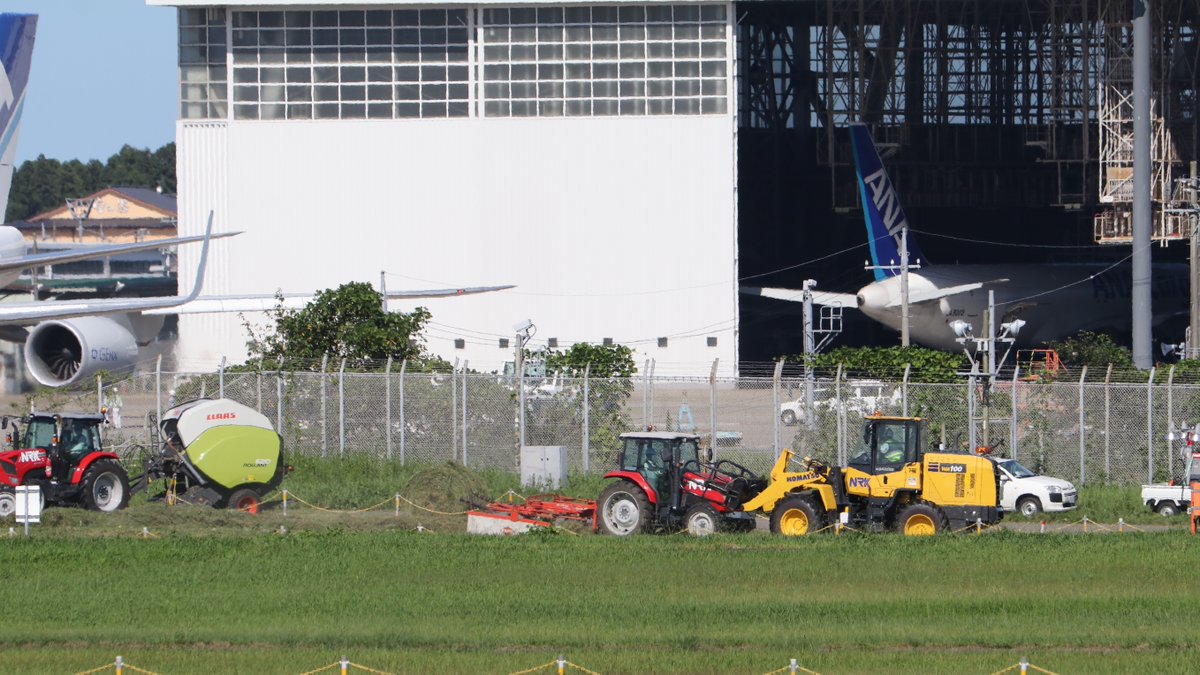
[949,290,1026,450]
[513,319,535,449]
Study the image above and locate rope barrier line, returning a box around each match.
[73,664,117,675]
[123,664,161,675]
[296,662,344,675]
[286,492,395,514]
[989,661,1059,675]
[347,661,395,674]
[394,492,471,515]
[507,660,559,674]
[759,662,821,674]
[565,660,603,675]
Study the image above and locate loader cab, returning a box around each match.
[850,417,922,475]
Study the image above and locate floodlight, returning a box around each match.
[950,320,973,338]
[1001,319,1026,338]
[512,319,533,333]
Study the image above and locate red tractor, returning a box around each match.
[0,413,130,517]
[597,431,765,535]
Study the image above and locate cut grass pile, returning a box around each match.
[0,531,1195,674]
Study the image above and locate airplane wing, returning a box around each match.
[741,286,858,307]
[0,212,222,326]
[5,230,240,274]
[883,279,1010,308]
[143,285,517,315]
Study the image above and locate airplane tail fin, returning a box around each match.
[0,14,37,222]
[848,123,925,282]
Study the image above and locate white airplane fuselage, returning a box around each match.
[856,263,1189,351]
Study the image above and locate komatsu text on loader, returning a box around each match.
[743,415,1002,536]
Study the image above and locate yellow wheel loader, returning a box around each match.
[742,415,1002,536]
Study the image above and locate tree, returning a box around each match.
[1043,331,1134,371]
[6,143,176,222]
[800,345,967,383]
[544,342,636,378]
[243,282,438,370]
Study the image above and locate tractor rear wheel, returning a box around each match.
[770,495,822,536]
[227,488,261,514]
[685,503,721,536]
[898,503,945,536]
[598,481,650,536]
[0,488,13,518]
[80,460,130,513]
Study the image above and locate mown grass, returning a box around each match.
[0,532,1195,673]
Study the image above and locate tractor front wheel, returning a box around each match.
[770,495,822,536]
[227,488,261,514]
[81,460,130,513]
[598,481,650,536]
[898,503,945,536]
[684,503,721,536]
[0,488,12,518]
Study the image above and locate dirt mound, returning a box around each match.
[402,462,490,513]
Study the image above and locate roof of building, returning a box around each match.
[24,186,176,222]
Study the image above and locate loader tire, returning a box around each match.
[598,481,650,536]
[0,488,12,518]
[684,503,722,536]
[227,488,261,514]
[770,495,822,536]
[898,503,945,536]
[81,460,130,513]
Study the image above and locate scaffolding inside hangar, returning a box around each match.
[738,0,1200,244]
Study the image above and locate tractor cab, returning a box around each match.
[615,432,701,498]
[849,416,923,476]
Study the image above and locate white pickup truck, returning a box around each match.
[1141,448,1200,516]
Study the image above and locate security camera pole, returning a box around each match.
[864,224,920,346]
[513,320,535,450]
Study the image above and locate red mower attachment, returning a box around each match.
[467,494,597,535]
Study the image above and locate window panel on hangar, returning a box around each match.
[181,4,729,121]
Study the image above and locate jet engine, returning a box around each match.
[24,316,140,387]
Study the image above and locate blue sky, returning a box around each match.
[7,1,176,164]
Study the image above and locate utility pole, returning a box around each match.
[802,279,816,425]
[900,225,911,346]
[865,226,919,346]
[1190,162,1199,359]
[1131,0,1152,369]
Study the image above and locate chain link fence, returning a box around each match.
[13,363,1200,486]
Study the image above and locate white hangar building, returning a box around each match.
[151,1,740,375]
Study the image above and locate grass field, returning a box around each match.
[0,457,1193,674]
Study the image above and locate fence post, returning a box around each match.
[320,354,328,459]
[582,362,591,473]
[772,359,784,455]
[1168,364,1177,478]
[1147,366,1156,483]
[276,368,284,432]
[385,356,393,460]
[452,358,459,462]
[1078,365,1088,484]
[1104,363,1113,483]
[115,655,123,675]
[462,360,469,467]
[649,358,656,427]
[1011,365,1020,461]
[399,359,407,465]
[835,363,844,464]
[218,356,226,398]
[642,359,650,428]
[155,354,162,425]
[902,363,911,417]
[256,369,262,412]
[709,359,719,457]
[968,363,978,453]
[338,358,346,458]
